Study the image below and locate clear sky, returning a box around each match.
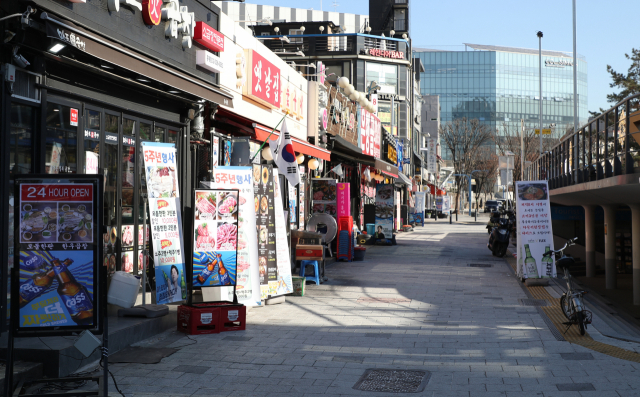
[229,0,638,113]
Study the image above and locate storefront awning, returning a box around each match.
[43,16,234,107]
[374,159,399,178]
[330,136,375,166]
[253,125,331,161]
[396,172,412,186]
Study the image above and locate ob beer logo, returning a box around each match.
[161,239,172,249]
[157,200,169,209]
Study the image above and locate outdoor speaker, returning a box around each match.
[230,139,250,165]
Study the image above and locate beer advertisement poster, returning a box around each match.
[252,165,276,300]
[13,175,104,335]
[203,167,261,306]
[191,188,239,287]
[272,170,294,296]
[374,184,394,239]
[515,181,556,279]
[141,142,186,305]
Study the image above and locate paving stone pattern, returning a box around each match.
[105,221,640,396]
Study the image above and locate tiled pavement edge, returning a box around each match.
[78,220,640,396]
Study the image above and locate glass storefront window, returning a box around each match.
[45,103,78,174]
[139,122,151,143]
[366,63,398,94]
[84,109,100,174]
[10,104,34,174]
[168,129,178,144]
[378,101,399,136]
[154,126,166,142]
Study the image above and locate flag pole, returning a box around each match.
[250,110,290,163]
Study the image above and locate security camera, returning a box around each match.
[12,46,29,69]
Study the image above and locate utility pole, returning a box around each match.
[537,31,543,156]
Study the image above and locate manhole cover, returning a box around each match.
[468,264,493,267]
[353,369,431,393]
[519,299,549,307]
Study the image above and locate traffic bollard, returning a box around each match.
[475,210,477,222]
[456,211,458,222]
[450,211,452,224]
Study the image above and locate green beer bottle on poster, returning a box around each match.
[162,270,169,284]
[542,246,553,277]
[180,273,187,300]
[524,244,539,278]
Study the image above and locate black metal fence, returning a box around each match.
[525,93,640,188]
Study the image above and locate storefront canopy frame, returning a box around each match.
[43,16,234,107]
[329,136,375,166]
[253,124,331,162]
[374,159,399,179]
[396,172,412,186]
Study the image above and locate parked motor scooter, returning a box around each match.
[487,211,511,257]
[486,211,501,234]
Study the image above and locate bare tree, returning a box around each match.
[439,118,492,212]
[471,149,499,211]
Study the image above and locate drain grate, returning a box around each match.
[468,264,493,267]
[560,353,594,360]
[365,333,392,338]
[537,307,565,341]
[353,369,431,393]
[556,383,595,391]
[519,298,549,307]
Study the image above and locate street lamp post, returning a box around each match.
[537,31,543,156]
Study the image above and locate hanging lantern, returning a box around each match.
[296,153,305,164]
[308,158,319,170]
[262,146,273,161]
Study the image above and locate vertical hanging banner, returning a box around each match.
[200,167,261,306]
[212,136,219,168]
[272,170,294,296]
[374,184,394,239]
[337,183,350,218]
[13,175,104,335]
[298,166,306,230]
[413,191,425,226]
[141,142,186,304]
[516,181,555,279]
[253,164,276,300]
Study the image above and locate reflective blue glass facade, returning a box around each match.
[414,47,588,160]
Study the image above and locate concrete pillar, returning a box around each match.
[583,205,596,278]
[603,205,617,290]
[630,205,640,305]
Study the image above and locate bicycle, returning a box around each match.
[543,237,592,335]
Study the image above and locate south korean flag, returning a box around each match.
[269,119,301,187]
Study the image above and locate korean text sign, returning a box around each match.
[516,181,556,279]
[203,167,261,306]
[141,142,186,304]
[14,175,104,336]
[360,109,381,159]
[244,49,281,109]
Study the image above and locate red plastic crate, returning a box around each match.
[177,304,221,335]
[194,302,246,332]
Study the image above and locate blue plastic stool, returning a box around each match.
[299,260,321,285]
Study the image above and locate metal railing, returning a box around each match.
[524,93,640,188]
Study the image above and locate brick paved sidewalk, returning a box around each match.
[104,222,640,397]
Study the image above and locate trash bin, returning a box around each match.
[366,224,375,235]
[354,247,366,261]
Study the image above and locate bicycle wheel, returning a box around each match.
[577,311,586,335]
[560,294,571,320]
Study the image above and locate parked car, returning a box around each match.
[484,200,500,213]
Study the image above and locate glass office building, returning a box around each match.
[414,44,588,160]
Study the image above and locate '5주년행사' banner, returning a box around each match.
[142,142,186,304]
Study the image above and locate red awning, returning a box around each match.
[254,125,331,162]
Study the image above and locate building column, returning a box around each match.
[583,205,596,278]
[631,205,640,305]
[603,205,617,290]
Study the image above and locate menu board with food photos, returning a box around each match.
[192,188,239,289]
[253,164,276,300]
[311,178,337,218]
[13,175,104,335]
[202,167,261,306]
